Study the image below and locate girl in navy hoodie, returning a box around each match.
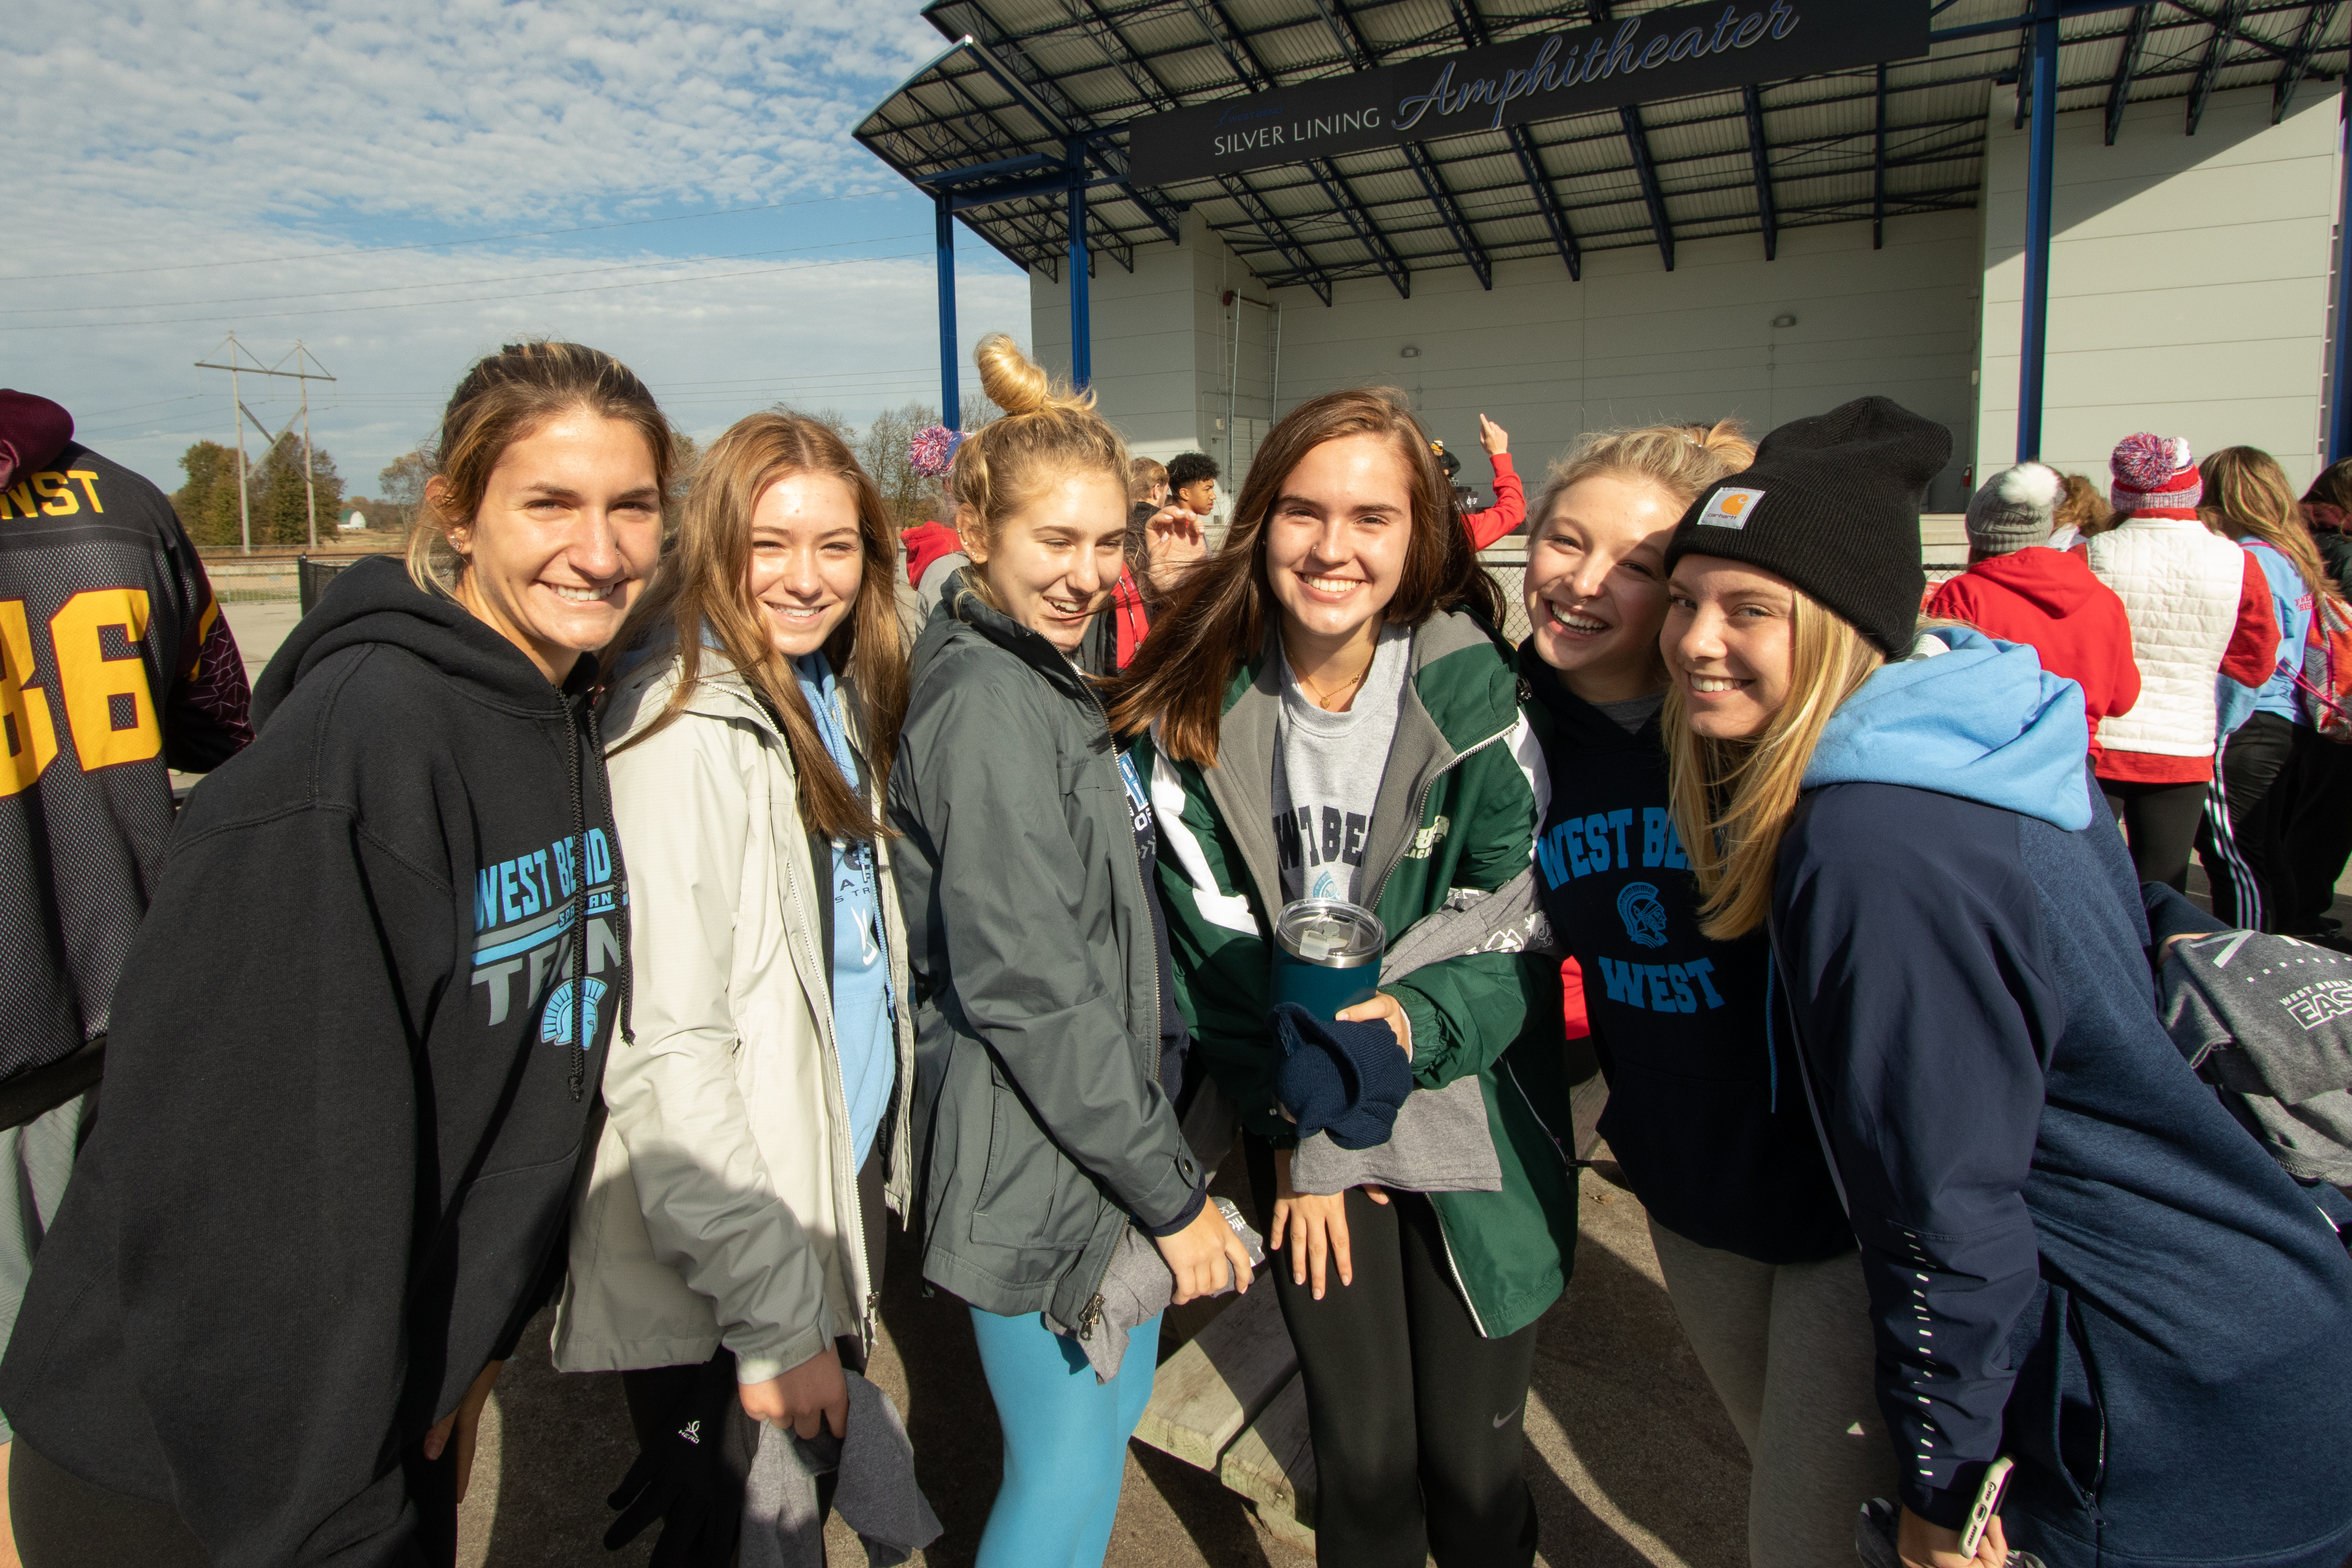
[1518,420,1894,1567]
[1659,396,2352,1568]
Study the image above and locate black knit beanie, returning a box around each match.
[1663,396,1952,656]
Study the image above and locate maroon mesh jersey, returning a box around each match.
[0,442,253,1078]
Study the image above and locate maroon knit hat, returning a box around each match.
[2109,432,2201,519]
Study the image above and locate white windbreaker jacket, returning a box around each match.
[551,644,913,1383]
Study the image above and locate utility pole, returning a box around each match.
[193,337,337,554]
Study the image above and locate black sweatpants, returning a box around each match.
[2196,711,2299,930]
[2270,723,2352,933]
[1269,1185,1539,1568]
[2102,778,2208,892]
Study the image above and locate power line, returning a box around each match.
[3,232,930,317]
[0,248,935,333]
[3,191,888,283]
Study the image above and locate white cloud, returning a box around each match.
[3,0,1034,501]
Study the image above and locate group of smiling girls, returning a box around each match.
[1,332,2346,1568]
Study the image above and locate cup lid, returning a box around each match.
[1274,898,1386,967]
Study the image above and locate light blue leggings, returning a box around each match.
[967,1306,1161,1568]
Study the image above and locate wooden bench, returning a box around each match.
[1134,1077,1610,1546]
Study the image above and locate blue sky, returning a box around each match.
[4,0,1032,500]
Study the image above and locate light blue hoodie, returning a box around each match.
[1802,625,2095,832]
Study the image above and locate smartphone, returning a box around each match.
[1960,1456,2015,1558]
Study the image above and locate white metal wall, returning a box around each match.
[1976,83,2342,490]
[1032,208,1983,513]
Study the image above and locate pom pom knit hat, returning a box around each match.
[1664,395,1953,656]
[2109,432,2201,518]
[1965,462,2063,556]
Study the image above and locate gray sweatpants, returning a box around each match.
[1647,1217,1893,1568]
[0,1090,95,1445]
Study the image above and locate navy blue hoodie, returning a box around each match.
[1519,644,1847,1264]
[0,558,627,1565]
[1773,627,2352,1566]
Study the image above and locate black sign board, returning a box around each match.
[1126,0,1930,188]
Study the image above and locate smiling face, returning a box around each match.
[966,468,1130,653]
[1263,433,1415,662]
[747,470,863,658]
[439,411,662,683]
[1524,473,1682,703]
[1663,555,1798,741]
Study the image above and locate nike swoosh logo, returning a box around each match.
[1492,1405,1520,1429]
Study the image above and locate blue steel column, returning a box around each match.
[2331,96,2352,461]
[2016,2,2060,461]
[936,193,960,423]
[1067,169,1092,389]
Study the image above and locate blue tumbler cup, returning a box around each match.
[1270,898,1386,1022]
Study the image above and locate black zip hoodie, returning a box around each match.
[0,557,628,1565]
[1518,642,1847,1264]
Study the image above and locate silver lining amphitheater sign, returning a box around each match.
[1125,0,1932,188]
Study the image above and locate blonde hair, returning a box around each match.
[951,335,1129,608]
[1529,419,1756,538]
[603,412,907,842]
[1663,588,1884,939]
[2202,445,2337,605]
[408,341,676,593]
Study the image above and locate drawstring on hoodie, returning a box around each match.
[564,693,588,1102]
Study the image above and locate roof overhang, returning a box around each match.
[855,0,2350,297]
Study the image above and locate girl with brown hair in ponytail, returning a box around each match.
[557,411,927,1561]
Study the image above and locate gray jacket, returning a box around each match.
[886,572,1205,1329]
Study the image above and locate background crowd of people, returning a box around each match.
[0,345,2345,1568]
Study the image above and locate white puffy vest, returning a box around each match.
[2086,516,2244,757]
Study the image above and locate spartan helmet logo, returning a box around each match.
[540,976,610,1046]
[1616,882,1669,949]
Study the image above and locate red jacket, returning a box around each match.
[1923,546,2142,762]
[1462,452,1525,548]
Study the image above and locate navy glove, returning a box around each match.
[1272,1000,1413,1150]
[604,1348,756,1565]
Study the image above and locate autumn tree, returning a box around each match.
[375,449,430,533]
[172,441,247,549]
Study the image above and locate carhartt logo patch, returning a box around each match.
[1698,487,1765,529]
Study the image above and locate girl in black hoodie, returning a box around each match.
[1519,421,1896,1566]
[0,342,673,1568]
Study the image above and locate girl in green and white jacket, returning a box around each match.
[1112,388,1575,1568]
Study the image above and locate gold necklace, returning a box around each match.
[1298,655,1373,710]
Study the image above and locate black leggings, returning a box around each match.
[2102,778,2208,891]
[2196,711,2299,929]
[2271,723,2352,931]
[1270,1185,1539,1568]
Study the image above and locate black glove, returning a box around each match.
[604,1348,756,1565]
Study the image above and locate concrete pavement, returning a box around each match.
[453,1156,1750,1568]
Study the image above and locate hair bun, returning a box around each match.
[974,334,1054,417]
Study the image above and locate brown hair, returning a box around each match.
[409,341,676,592]
[2304,457,2352,515]
[1528,419,1755,538]
[604,413,908,843]
[950,336,1130,613]
[1111,387,1503,764]
[2055,473,2115,536]
[1129,457,1168,500]
[2202,445,2336,604]
[1663,587,1884,939]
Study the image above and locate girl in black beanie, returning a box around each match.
[1659,397,2352,1568]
